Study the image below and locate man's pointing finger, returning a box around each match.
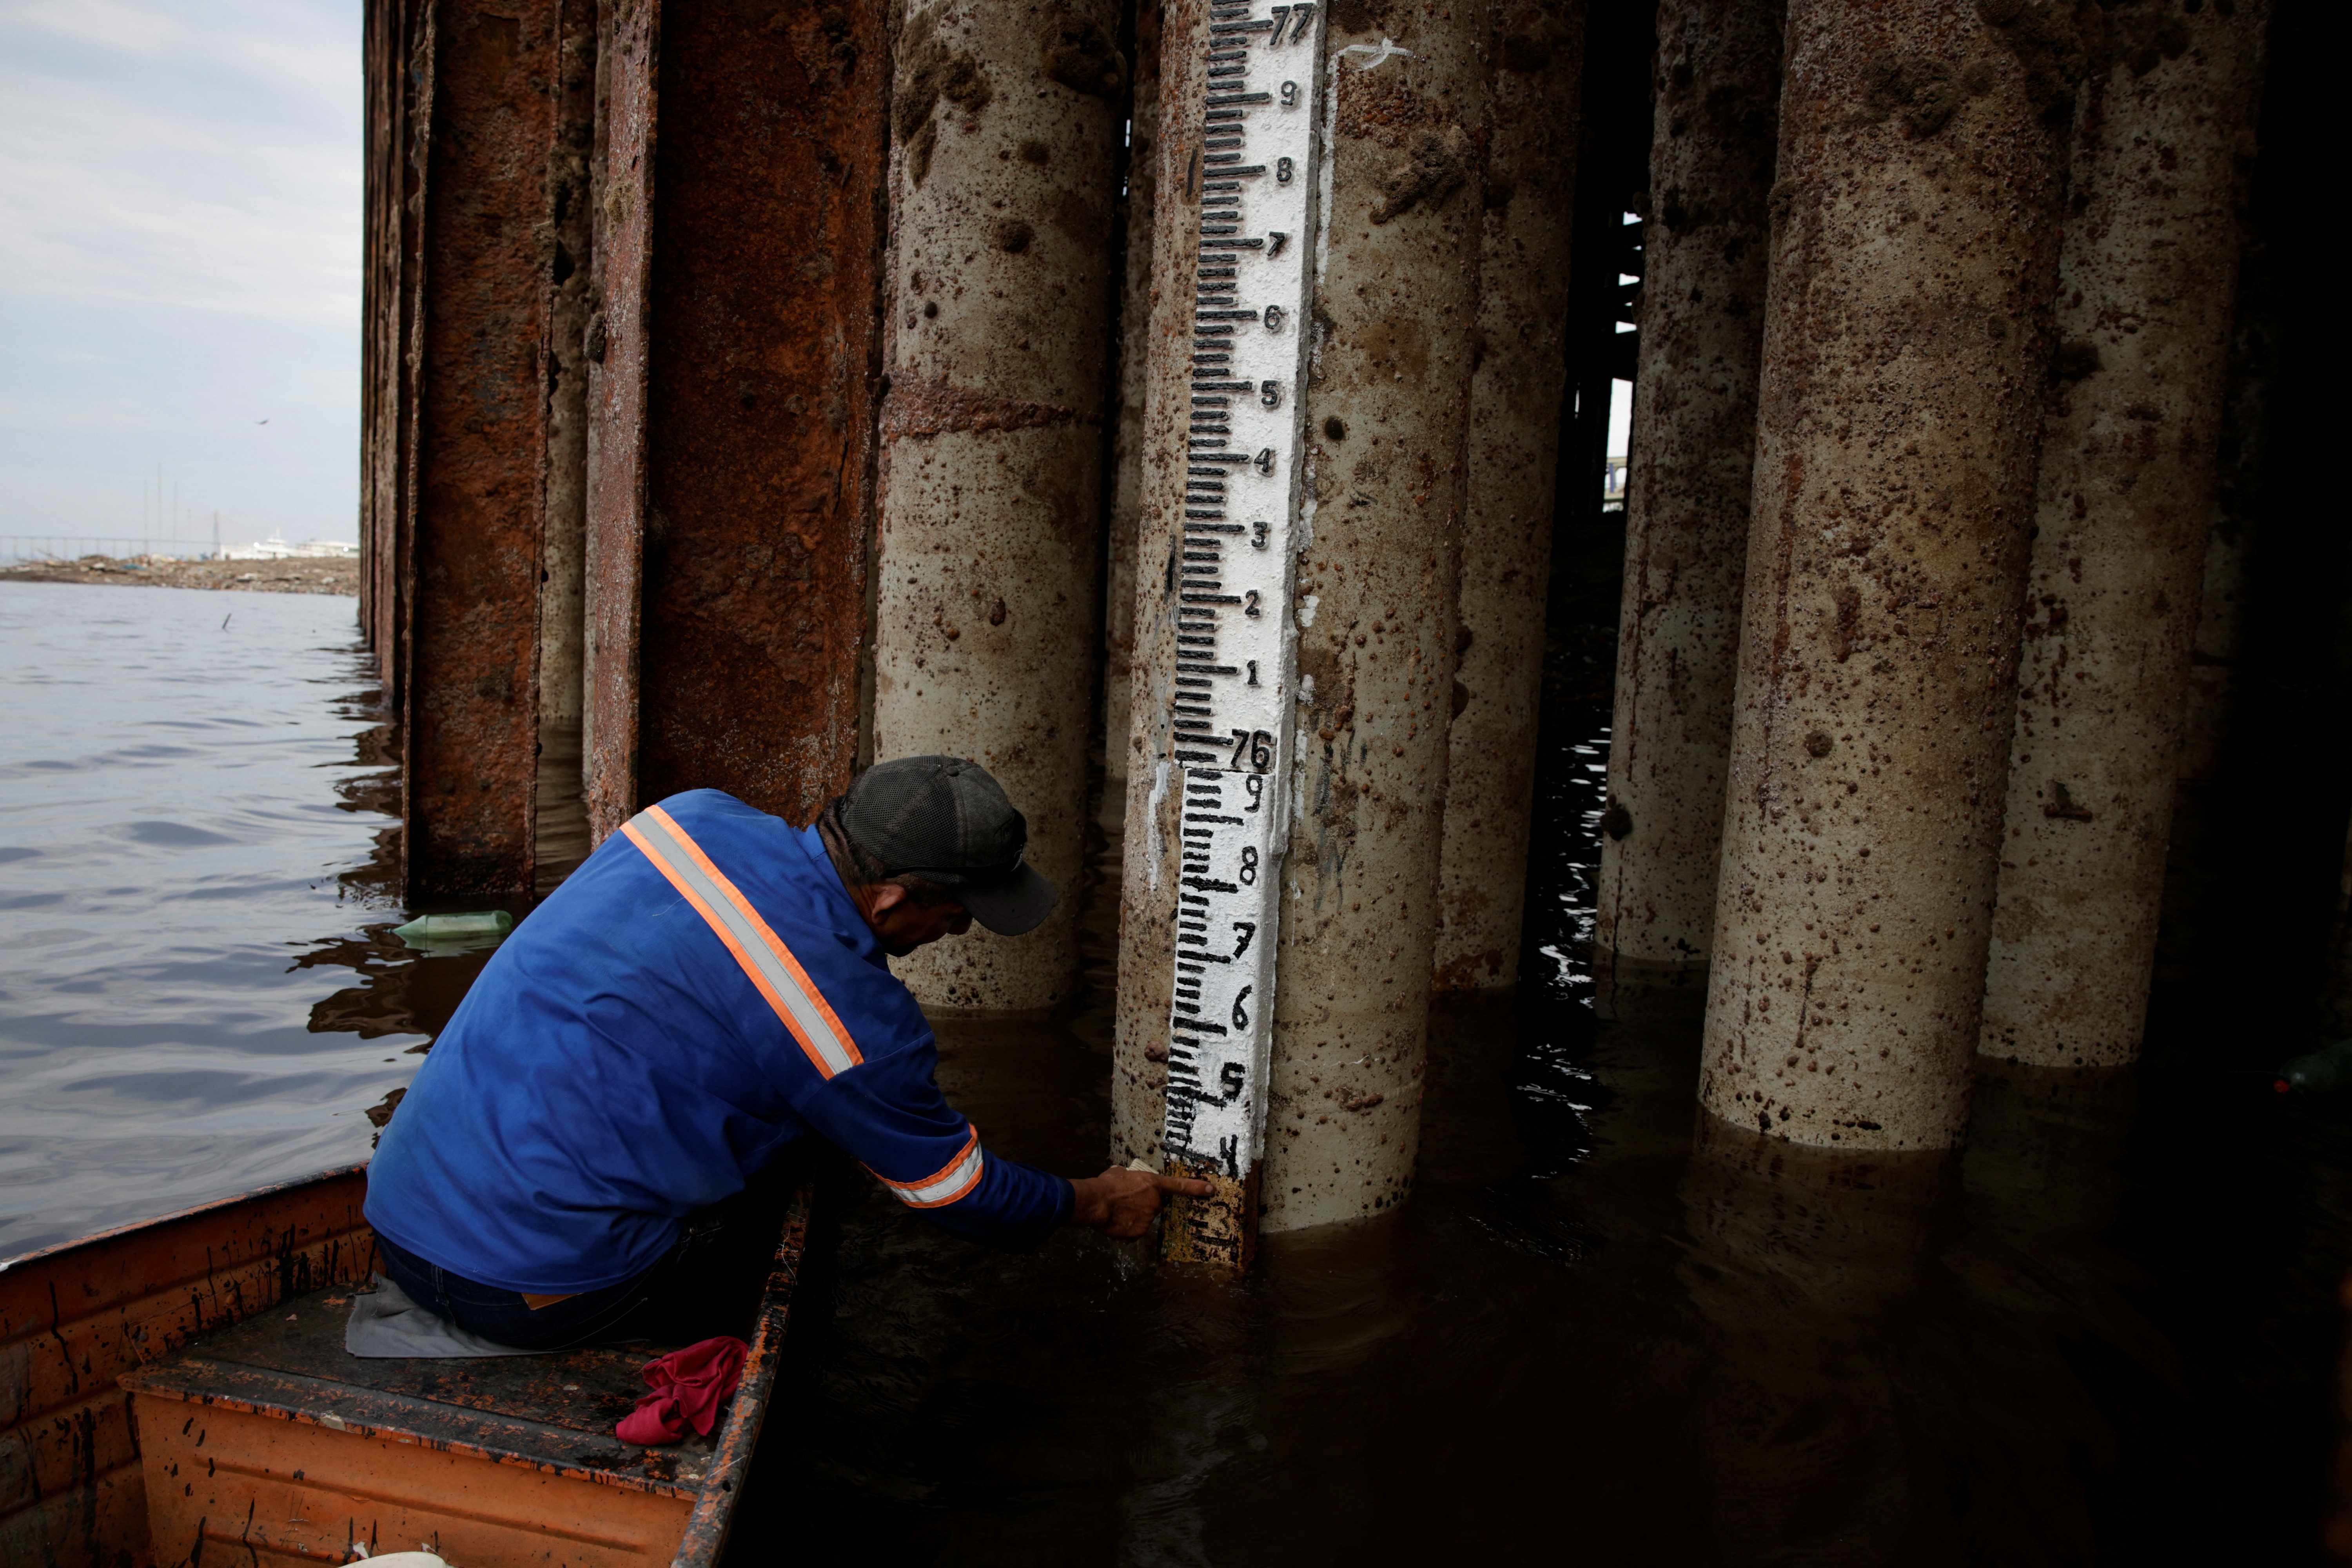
[1156,1174,1216,1198]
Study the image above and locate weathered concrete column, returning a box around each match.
[1110,0,1490,1238]
[1098,5,1161,799]
[1697,0,2080,1149]
[1591,0,1782,1008]
[873,0,1125,1011]
[403,0,566,897]
[1106,0,1203,1179]
[1432,2,1585,993]
[1980,2,2271,1068]
[1263,2,1488,1230]
[584,0,890,841]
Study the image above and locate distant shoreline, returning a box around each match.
[0,554,359,597]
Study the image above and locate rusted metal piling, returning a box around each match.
[1592,0,1782,1012]
[401,0,566,897]
[873,0,1127,1010]
[358,0,420,706]
[583,0,890,843]
[1432,1,1585,993]
[535,0,596,884]
[1697,0,2077,1150]
[1980,1,2271,1069]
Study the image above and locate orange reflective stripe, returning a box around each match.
[620,804,864,1079]
[868,1124,987,1209]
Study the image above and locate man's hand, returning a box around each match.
[1069,1166,1216,1239]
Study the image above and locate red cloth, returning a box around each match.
[615,1335,748,1446]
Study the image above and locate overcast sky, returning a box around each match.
[0,0,359,548]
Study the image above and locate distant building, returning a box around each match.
[1602,455,1628,508]
[219,532,360,561]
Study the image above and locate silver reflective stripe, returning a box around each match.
[626,808,860,1079]
[882,1137,986,1208]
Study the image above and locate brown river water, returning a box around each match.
[2,578,2342,1563]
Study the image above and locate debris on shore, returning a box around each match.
[0,554,359,596]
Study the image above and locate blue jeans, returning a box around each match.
[374,1212,726,1351]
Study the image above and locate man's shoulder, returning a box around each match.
[645,791,931,1059]
[646,790,819,884]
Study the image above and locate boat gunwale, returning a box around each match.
[672,1179,814,1567]
[0,1161,371,1276]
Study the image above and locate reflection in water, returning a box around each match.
[1678,1122,1960,1564]
[0,582,484,1256]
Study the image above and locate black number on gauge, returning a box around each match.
[1280,80,1299,107]
[1243,774,1264,811]
[1268,231,1289,257]
[1250,519,1269,549]
[1264,305,1287,332]
[1244,589,1263,618]
[1238,845,1259,884]
[1260,379,1281,409]
[1231,984,1254,1030]
[1276,157,1295,185]
[1254,448,1276,475]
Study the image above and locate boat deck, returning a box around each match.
[122,1282,715,1497]
[121,1285,721,1567]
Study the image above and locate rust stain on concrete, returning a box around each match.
[880,374,1102,440]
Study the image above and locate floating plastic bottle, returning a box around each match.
[2274,1039,2352,1094]
[390,910,514,951]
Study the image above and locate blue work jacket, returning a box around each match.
[365,789,1073,1294]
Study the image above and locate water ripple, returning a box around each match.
[0,582,427,1258]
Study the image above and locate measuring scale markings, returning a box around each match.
[1161,0,1324,1214]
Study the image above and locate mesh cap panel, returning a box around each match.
[840,755,1028,886]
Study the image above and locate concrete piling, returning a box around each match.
[873,0,1126,1011]
[1261,0,1489,1231]
[1592,0,1782,1009]
[1433,1,1586,993]
[1099,5,1162,800]
[1112,0,1490,1244]
[1980,0,2271,1068]
[582,0,890,842]
[1697,0,2079,1150]
[1107,0,1206,1183]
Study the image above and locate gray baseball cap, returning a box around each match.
[838,755,1058,935]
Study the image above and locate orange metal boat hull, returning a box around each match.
[134,1400,690,1568]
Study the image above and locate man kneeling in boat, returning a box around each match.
[364,756,1208,1350]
